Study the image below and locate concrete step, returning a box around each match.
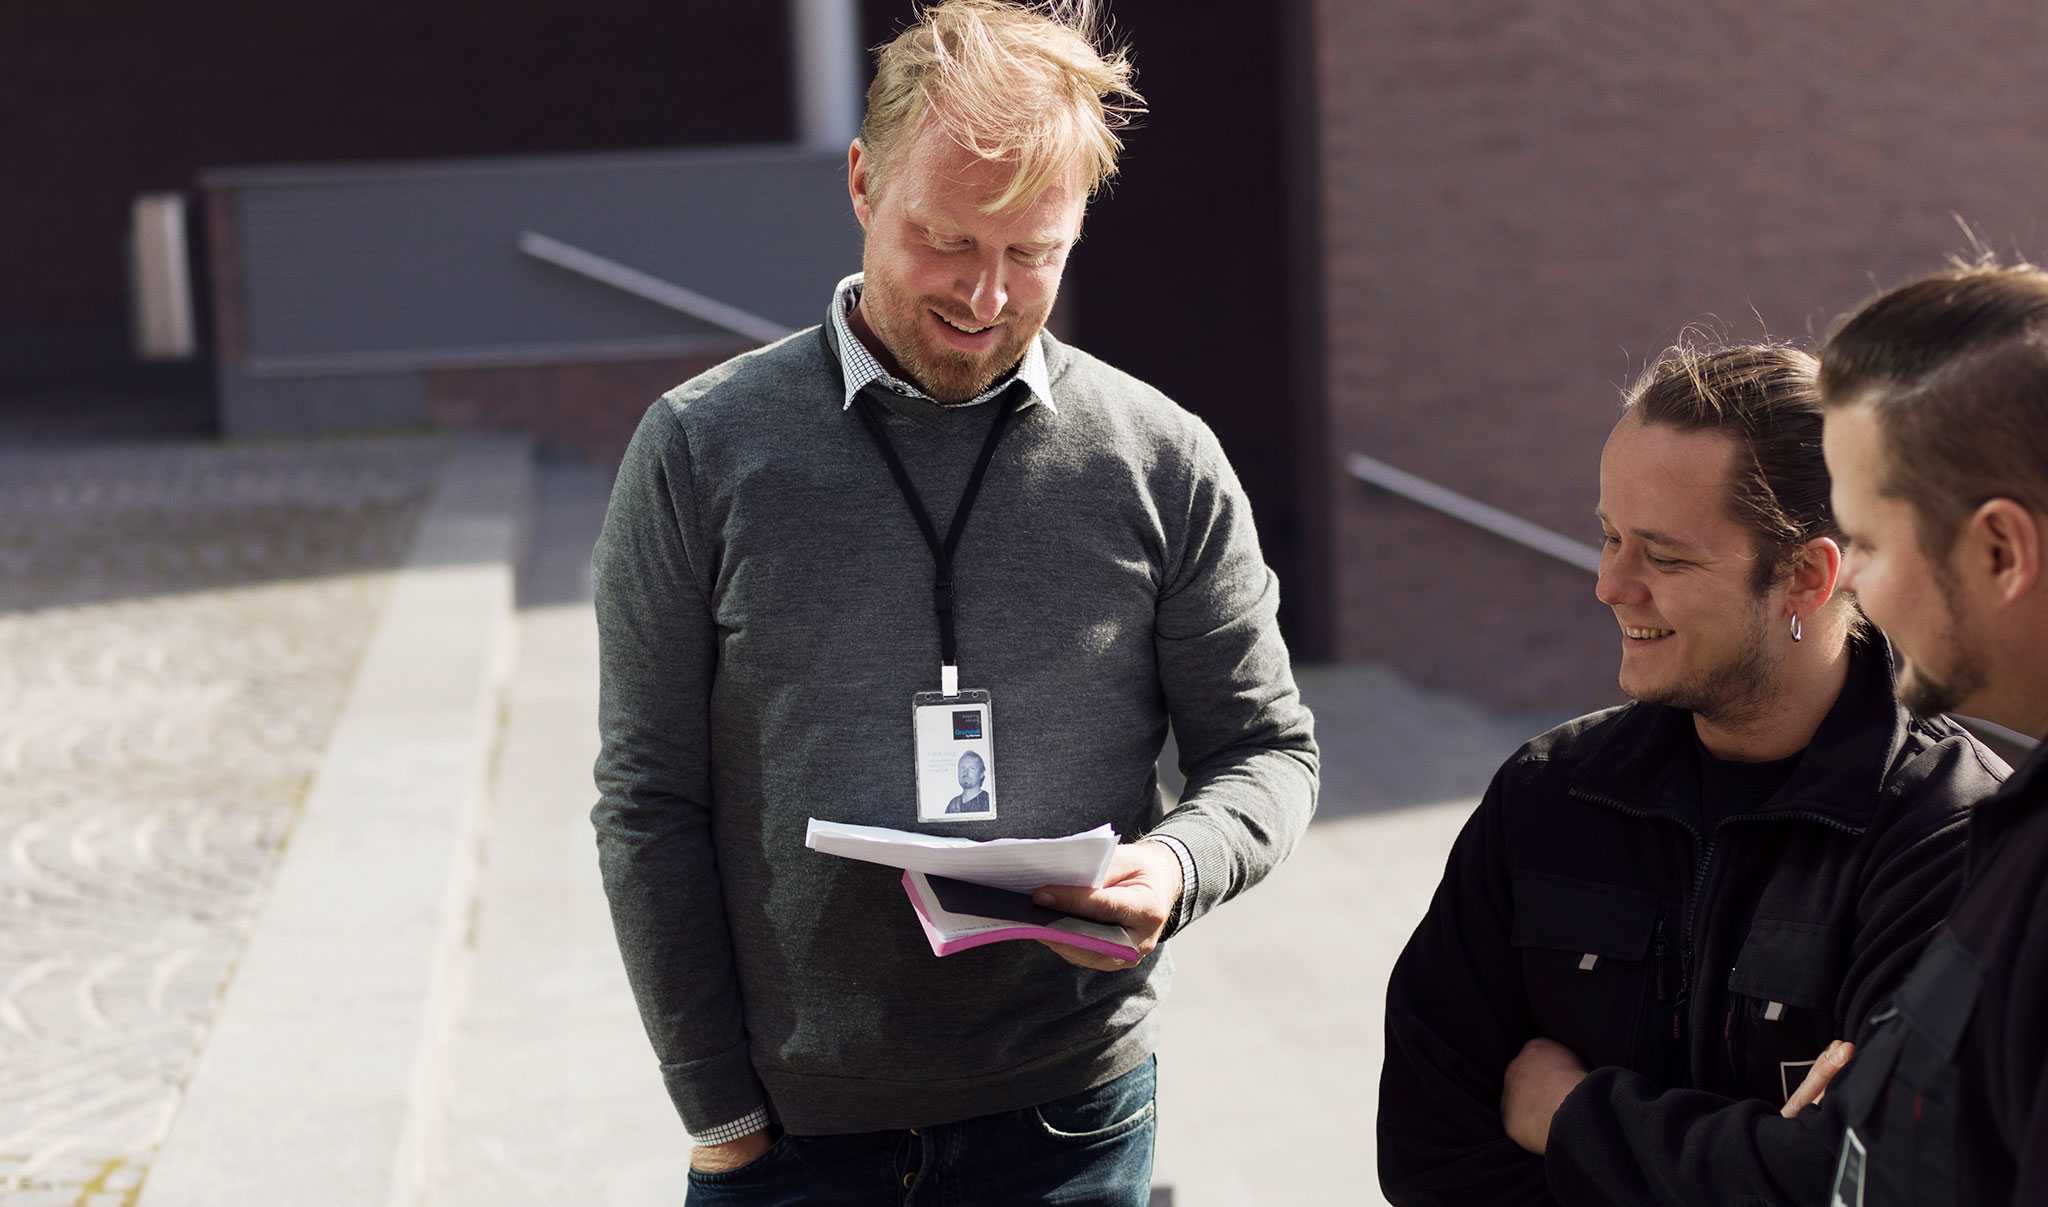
[431,460,691,1205]
[141,437,532,1207]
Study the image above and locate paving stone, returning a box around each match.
[0,437,444,1201]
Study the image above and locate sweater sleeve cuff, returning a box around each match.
[1143,812,1234,932]
[1142,833,1199,939]
[660,1045,769,1138]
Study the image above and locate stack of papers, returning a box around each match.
[802,819,1118,892]
[803,820,1135,960]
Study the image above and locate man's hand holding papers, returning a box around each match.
[1029,838,1184,971]
[803,820,1179,968]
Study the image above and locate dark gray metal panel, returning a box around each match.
[230,148,859,359]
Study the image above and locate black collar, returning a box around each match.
[1567,632,1909,833]
[1968,733,2048,846]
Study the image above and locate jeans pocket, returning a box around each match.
[1032,1057,1158,1144]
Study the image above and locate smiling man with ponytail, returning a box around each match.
[1379,341,2005,1207]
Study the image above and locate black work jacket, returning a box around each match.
[1377,636,2007,1206]
[1825,737,2048,1206]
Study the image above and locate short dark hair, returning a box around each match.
[1623,341,1836,591]
[1818,262,2048,557]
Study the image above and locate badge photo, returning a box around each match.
[912,690,996,823]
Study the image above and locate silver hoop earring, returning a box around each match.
[1789,613,1803,643]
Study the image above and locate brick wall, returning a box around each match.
[1314,0,2048,714]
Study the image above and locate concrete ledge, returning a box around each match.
[144,436,531,1206]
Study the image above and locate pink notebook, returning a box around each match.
[901,870,1141,961]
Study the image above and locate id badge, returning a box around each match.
[1829,1126,1866,1207]
[911,688,996,823]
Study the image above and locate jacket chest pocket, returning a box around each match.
[1510,871,1658,1071]
[1724,918,1841,1105]
[1831,930,1981,1207]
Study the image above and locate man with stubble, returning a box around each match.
[590,3,1316,1202]
[1817,261,2048,1205]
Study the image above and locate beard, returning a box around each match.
[1630,599,1779,727]
[856,277,1041,404]
[1898,661,1975,718]
[1895,572,1986,718]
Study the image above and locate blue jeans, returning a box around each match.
[685,1056,1158,1206]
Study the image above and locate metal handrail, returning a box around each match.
[517,231,794,345]
[1345,452,1603,574]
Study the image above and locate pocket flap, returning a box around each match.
[1510,871,1657,959]
[1727,917,1840,1009]
[1896,928,1983,1061]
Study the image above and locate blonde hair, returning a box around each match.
[859,0,1144,214]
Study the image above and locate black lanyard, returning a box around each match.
[853,385,1021,671]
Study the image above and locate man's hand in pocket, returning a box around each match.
[691,1130,774,1174]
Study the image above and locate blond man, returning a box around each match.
[590,3,1318,1202]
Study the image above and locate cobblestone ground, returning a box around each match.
[0,438,447,1204]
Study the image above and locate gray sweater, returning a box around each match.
[591,319,1318,1135]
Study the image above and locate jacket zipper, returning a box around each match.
[1651,914,1677,1053]
[1685,836,1717,976]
